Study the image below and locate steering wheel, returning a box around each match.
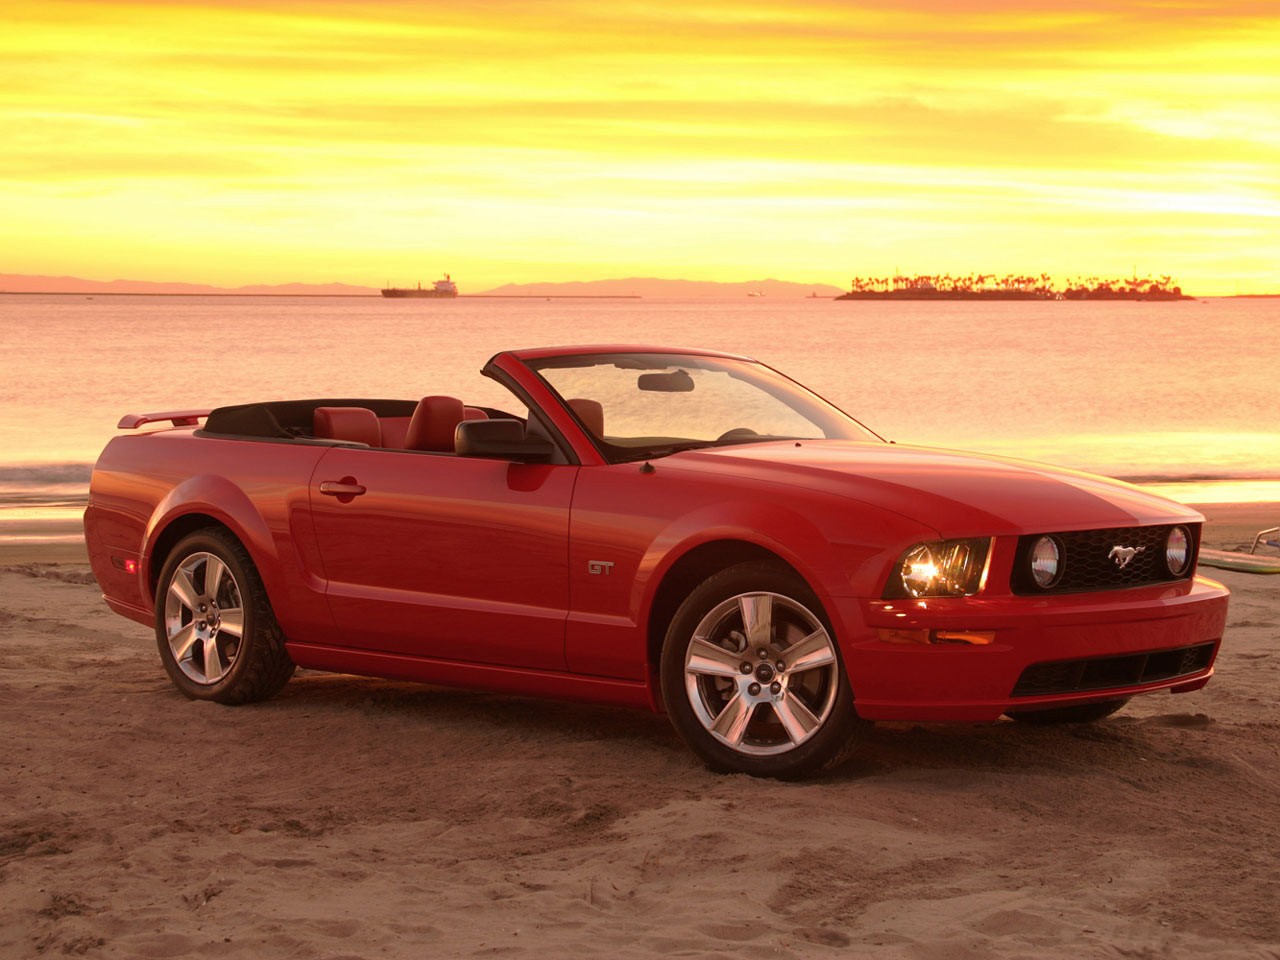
[715,427,759,442]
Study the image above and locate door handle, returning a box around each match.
[319,478,367,498]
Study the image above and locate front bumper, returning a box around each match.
[832,574,1229,722]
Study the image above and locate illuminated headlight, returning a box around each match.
[1166,525,1192,576]
[885,538,992,598]
[1030,536,1062,588]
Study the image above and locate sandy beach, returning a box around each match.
[2,506,1277,959]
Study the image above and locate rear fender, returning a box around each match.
[143,474,280,606]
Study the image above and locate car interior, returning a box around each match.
[198,396,577,463]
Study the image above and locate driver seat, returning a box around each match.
[568,398,604,438]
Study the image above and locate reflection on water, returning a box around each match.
[2,477,1277,547]
[959,430,1280,483]
[2,294,1277,538]
[1137,479,1280,506]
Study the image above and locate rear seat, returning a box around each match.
[379,416,412,449]
[313,406,381,446]
[314,401,488,451]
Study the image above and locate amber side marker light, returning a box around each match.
[877,629,995,646]
[110,556,139,574]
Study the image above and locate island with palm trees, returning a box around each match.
[835,273,1189,300]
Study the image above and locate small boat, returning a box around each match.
[381,275,458,299]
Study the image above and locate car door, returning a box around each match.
[308,445,577,670]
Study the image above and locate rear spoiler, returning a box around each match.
[117,410,212,429]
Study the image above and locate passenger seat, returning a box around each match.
[403,396,488,452]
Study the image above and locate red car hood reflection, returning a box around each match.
[669,441,1201,537]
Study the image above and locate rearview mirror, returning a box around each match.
[455,419,555,462]
[637,369,694,392]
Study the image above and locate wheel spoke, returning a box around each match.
[774,691,821,745]
[709,693,756,746]
[169,622,198,660]
[202,636,224,683]
[203,556,226,599]
[217,607,243,639]
[686,637,743,678]
[784,629,836,674]
[738,594,773,648]
[169,569,199,611]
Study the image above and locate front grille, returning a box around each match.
[1011,523,1199,595]
[1011,642,1216,697]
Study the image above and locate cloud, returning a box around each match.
[0,0,1276,291]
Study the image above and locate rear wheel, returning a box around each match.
[1006,698,1130,725]
[154,528,294,704]
[660,561,866,779]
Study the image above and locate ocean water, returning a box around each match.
[2,293,1278,539]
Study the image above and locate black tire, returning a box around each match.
[659,560,867,779]
[154,528,295,704]
[1006,698,1130,725]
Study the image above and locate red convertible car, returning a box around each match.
[85,345,1229,778]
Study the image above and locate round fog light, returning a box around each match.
[1030,536,1061,588]
[1166,525,1191,576]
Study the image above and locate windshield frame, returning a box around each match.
[522,349,884,464]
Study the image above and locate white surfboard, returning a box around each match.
[1198,548,1280,575]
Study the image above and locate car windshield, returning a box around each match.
[526,351,882,463]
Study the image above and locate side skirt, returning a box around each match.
[285,641,659,711]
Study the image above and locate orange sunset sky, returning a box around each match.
[2,1,1278,294]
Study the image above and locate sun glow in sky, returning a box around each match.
[2,1,1278,292]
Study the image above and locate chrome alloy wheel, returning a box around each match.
[683,591,840,757]
[163,551,245,685]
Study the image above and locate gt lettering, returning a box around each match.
[587,560,615,576]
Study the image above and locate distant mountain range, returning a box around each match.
[476,277,846,299]
[0,273,846,299]
[0,274,378,296]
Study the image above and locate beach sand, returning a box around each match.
[2,507,1277,958]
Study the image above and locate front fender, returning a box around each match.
[564,464,940,682]
[639,493,939,616]
[637,499,840,614]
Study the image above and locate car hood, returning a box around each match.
[668,440,1202,538]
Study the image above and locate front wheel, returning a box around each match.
[1006,698,1130,725]
[660,561,866,779]
[154,528,295,704]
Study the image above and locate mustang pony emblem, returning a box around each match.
[1108,545,1146,569]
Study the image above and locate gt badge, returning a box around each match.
[587,560,615,575]
[1108,545,1145,569]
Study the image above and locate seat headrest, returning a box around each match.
[314,406,381,447]
[405,395,467,451]
[463,407,489,422]
[568,398,604,438]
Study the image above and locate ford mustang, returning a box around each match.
[84,345,1229,778]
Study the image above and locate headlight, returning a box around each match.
[1030,535,1062,588]
[885,538,992,598]
[1166,525,1191,576]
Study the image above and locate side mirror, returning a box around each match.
[455,419,555,462]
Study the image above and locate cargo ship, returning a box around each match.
[380,275,458,298]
